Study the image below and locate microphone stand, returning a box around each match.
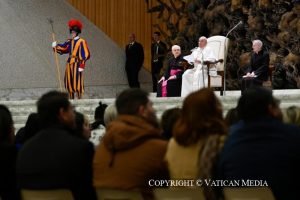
[223,21,242,96]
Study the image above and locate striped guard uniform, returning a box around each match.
[55,36,90,98]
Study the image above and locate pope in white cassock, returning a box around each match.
[181,36,217,97]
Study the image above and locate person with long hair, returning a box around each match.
[15,113,41,150]
[74,112,91,140]
[165,88,227,199]
[0,105,20,200]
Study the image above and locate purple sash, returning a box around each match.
[162,69,182,97]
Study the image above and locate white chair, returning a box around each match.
[154,188,206,200]
[223,187,275,200]
[21,189,74,200]
[207,36,229,93]
[96,188,143,200]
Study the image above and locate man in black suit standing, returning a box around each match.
[17,91,96,200]
[151,31,167,92]
[125,33,144,88]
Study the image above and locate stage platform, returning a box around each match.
[1,89,299,131]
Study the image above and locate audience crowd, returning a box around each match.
[0,87,300,200]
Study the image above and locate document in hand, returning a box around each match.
[183,55,195,64]
[243,75,257,78]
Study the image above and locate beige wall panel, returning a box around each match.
[67,0,173,71]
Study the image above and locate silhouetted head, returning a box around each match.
[160,107,181,140]
[237,87,282,121]
[0,105,14,144]
[37,91,75,129]
[74,112,91,139]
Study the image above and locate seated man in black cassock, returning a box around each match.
[242,39,270,91]
[157,45,185,97]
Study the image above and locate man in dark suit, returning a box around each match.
[125,33,144,88]
[242,40,270,91]
[151,31,167,92]
[17,91,96,200]
[217,87,300,200]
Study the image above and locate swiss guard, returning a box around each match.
[52,19,90,99]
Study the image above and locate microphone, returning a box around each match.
[226,21,243,38]
[223,20,242,96]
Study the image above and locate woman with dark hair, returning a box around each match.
[160,107,181,140]
[90,102,108,147]
[165,88,227,199]
[90,101,107,130]
[0,105,20,200]
[74,111,91,140]
[15,113,41,149]
[225,108,239,126]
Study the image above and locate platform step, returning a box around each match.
[2,89,300,132]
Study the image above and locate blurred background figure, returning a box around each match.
[74,111,91,140]
[103,104,118,126]
[282,106,300,126]
[90,102,108,147]
[90,101,108,130]
[90,103,118,147]
[125,33,144,88]
[224,107,239,126]
[15,113,41,150]
[160,107,181,140]
[0,105,20,200]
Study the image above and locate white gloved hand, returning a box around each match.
[168,75,176,80]
[52,41,57,48]
[158,76,165,83]
[78,68,84,72]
